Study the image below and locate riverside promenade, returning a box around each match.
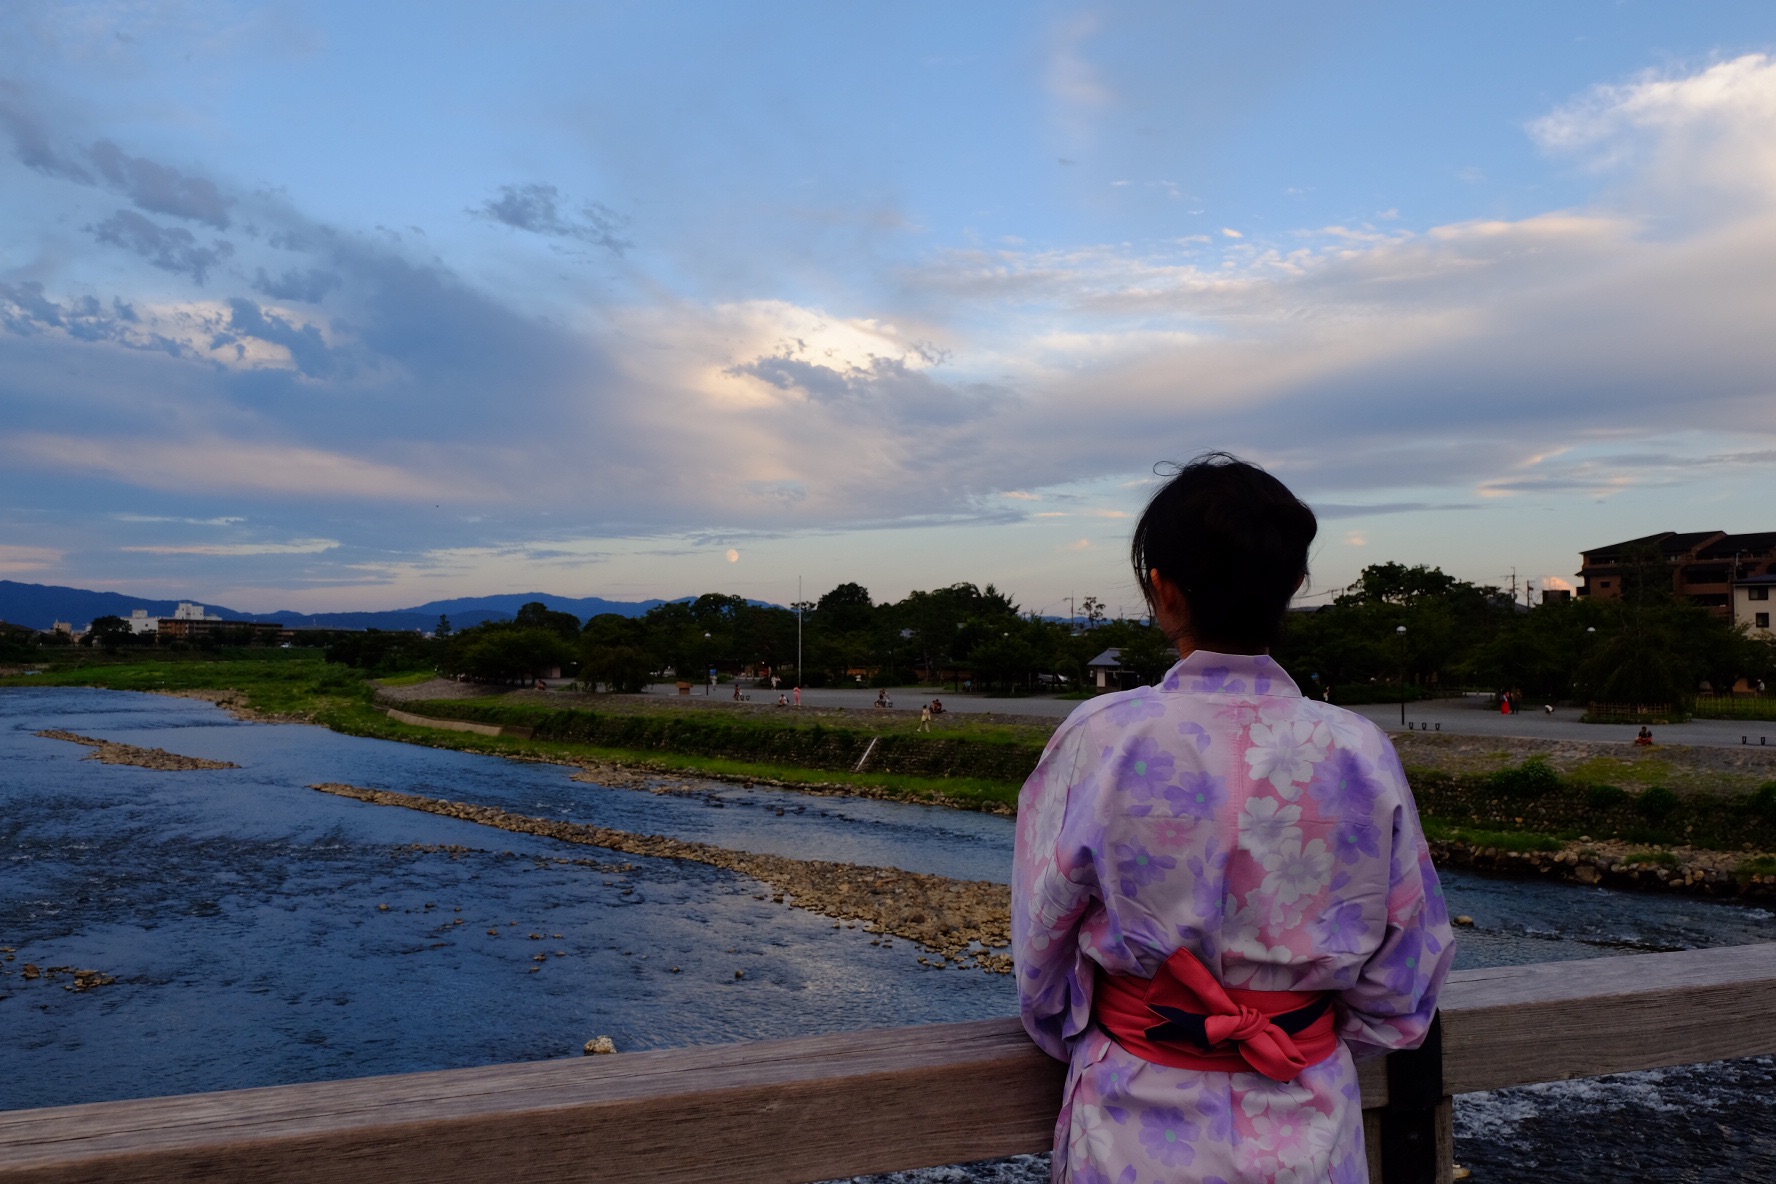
[645,684,1775,749]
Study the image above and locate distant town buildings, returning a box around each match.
[1577,531,1776,629]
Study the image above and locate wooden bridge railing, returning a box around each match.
[4,943,1774,1184]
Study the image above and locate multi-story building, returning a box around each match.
[1736,574,1776,638]
[1577,531,1776,620]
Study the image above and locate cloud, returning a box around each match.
[114,514,247,526]
[473,183,630,254]
[88,209,233,283]
[223,297,340,377]
[0,544,64,573]
[252,267,341,304]
[1531,54,1776,215]
[2,433,482,502]
[88,139,232,229]
[123,538,339,556]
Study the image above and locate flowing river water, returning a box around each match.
[2,688,1772,1181]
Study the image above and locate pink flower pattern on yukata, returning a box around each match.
[1013,651,1455,1184]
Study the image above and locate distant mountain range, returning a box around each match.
[0,580,677,632]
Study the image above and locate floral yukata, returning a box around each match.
[1014,651,1454,1184]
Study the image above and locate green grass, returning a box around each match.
[415,694,1058,746]
[1620,850,1679,868]
[0,651,370,717]
[331,705,1022,809]
[1,653,1028,809]
[1735,855,1776,878]
[373,670,437,688]
[1565,756,1677,787]
[1420,818,1565,852]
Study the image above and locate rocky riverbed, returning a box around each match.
[309,782,1014,972]
[34,729,239,770]
[1430,835,1776,897]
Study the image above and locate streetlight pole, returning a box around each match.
[1396,624,1408,727]
[795,575,802,707]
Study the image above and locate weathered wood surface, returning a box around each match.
[1438,941,1776,1094]
[0,1020,1064,1184]
[4,943,1774,1184]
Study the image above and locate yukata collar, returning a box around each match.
[1157,650,1301,698]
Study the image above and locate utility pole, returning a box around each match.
[796,575,802,705]
[1509,567,1518,608]
[1068,594,1075,632]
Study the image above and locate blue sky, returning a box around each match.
[5,1,1776,618]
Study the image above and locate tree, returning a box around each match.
[84,615,133,652]
[436,615,453,639]
[513,601,582,641]
[579,642,652,692]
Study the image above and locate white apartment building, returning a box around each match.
[1735,575,1776,638]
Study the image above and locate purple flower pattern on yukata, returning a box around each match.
[1119,738,1176,816]
[1308,748,1382,820]
[1114,842,1175,896]
[1177,720,1212,752]
[1014,650,1454,1184]
[1312,899,1371,953]
[1164,769,1224,821]
[1331,819,1383,866]
[1105,691,1166,728]
[1139,1107,1199,1167]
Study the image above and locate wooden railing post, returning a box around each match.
[1377,1013,1453,1184]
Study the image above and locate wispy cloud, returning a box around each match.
[0,544,64,572]
[123,538,339,556]
[3,434,484,501]
[472,183,630,254]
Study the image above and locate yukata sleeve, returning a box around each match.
[1336,743,1457,1058]
[1012,718,1103,1061]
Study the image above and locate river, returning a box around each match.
[2,688,1772,1180]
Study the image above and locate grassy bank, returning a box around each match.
[12,654,1776,879]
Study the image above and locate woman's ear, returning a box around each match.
[1148,569,1192,637]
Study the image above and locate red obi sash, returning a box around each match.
[1095,948,1338,1082]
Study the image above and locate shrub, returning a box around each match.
[1635,785,1680,822]
[1489,757,1563,800]
[1585,784,1629,811]
[1749,781,1776,822]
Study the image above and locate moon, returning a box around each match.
[725,549,740,563]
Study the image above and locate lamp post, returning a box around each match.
[1396,625,1408,727]
[703,632,712,695]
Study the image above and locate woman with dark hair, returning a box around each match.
[1013,454,1453,1183]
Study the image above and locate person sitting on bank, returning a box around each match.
[776,693,789,707]
[930,698,945,715]
[1013,453,1453,1184]
[1636,725,1654,746]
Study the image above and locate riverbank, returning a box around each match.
[8,655,1776,899]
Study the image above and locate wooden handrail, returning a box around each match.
[3,943,1774,1184]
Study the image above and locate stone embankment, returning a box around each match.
[35,729,239,770]
[1430,836,1775,897]
[309,782,1013,972]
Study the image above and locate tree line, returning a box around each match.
[325,552,1775,706]
[18,552,1773,706]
